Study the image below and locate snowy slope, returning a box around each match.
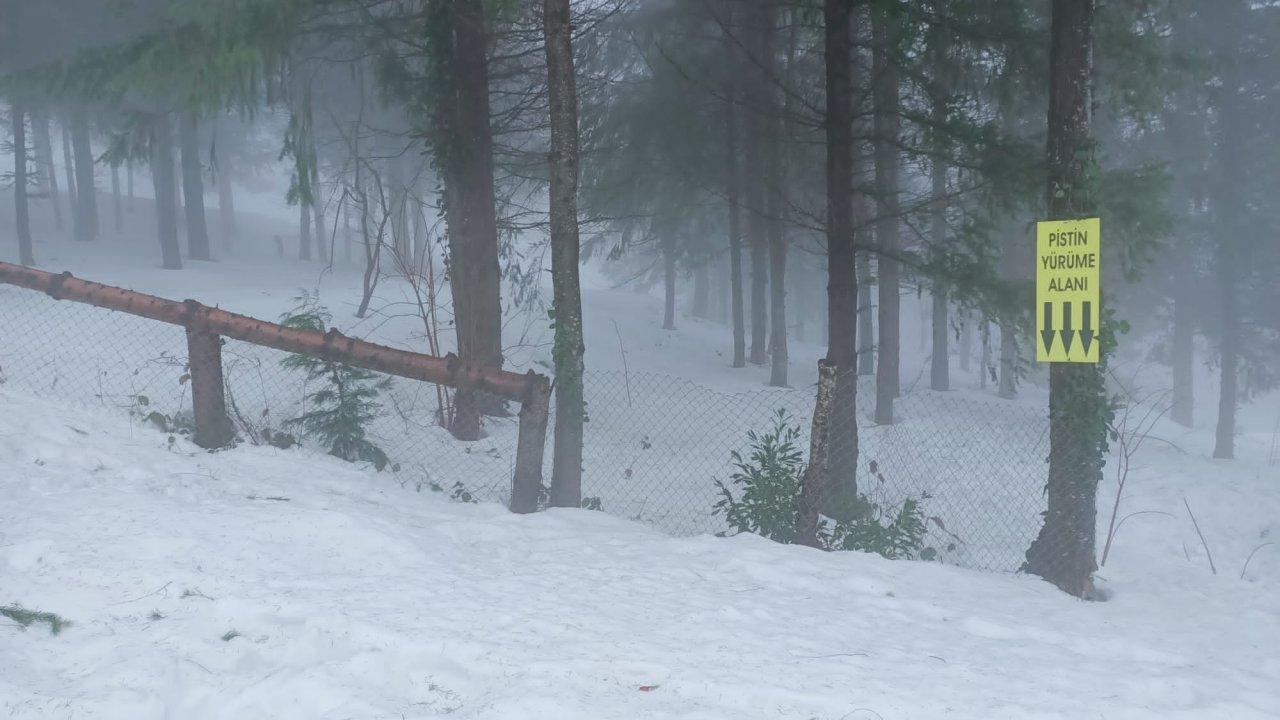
[2,389,1278,720]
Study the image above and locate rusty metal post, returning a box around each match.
[510,374,551,514]
[186,327,235,449]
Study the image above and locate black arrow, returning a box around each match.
[1080,301,1095,355]
[1060,301,1076,355]
[1041,302,1056,355]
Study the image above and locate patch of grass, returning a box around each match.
[1,604,71,635]
[221,629,241,642]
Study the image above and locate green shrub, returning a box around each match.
[1,605,70,635]
[713,409,805,543]
[279,293,391,471]
[713,410,932,560]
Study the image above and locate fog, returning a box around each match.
[0,1,1278,717]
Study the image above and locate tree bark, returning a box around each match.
[766,10,796,388]
[928,21,950,392]
[70,110,98,243]
[544,0,586,509]
[824,0,860,505]
[215,124,237,252]
[439,0,505,441]
[298,196,312,261]
[314,193,328,264]
[31,108,62,231]
[742,0,773,366]
[61,123,77,223]
[692,261,710,319]
[661,226,677,330]
[150,115,182,270]
[795,359,838,548]
[111,163,123,234]
[1170,257,1194,427]
[998,315,1019,398]
[1023,0,1104,598]
[179,114,210,260]
[389,152,410,262]
[1212,7,1247,459]
[721,7,747,369]
[871,6,900,424]
[853,13,875,378]
[11,101,35,266]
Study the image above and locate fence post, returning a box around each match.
[510,373,551,514]
[185,312,235,449]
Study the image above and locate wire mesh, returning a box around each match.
[0,283,1057,574]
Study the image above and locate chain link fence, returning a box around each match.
[0,282,1055,573]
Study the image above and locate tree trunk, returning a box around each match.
[440,0,505,440]
[150,116,182,270]
[742,0,772,366]
[792,261,807,342]
[1212,9,1246,459]
[871,6,901,424]
[413,196,429,272]
[111,163,123,234]
[997,223,1020,398]
[31,108,62,231]
[298,198,312,261]
[662,228,677,330]
[389,153,410,262]
[721,9,747,369]
[767,10,796,388]
[980,315,992,389]
[1023,0,1104,598]
[215,125,237,252]
[928,23,950,392]
[795,359,838,548]
[856,257,874,374]
[1170,258,1194,427]
[70,110,98,243]
[998,318,1018,399]
[61,123,77,220]
[853,17,875,378]
[824,0,860,506]
[314,194,328,264]
[545,0,586,509]
[178,114,210,260]
[692,261,710,319]
[11,101,35,266]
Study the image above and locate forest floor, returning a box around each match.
[1,387,1279,719]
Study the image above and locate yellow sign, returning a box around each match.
[1036,218,1100,363]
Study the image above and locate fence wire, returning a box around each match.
[0,283,1057,573]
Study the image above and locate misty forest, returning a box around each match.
[1,0,1278,717]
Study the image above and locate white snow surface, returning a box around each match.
[2,389,1278,720]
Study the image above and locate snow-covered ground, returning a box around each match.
[2,389,1278,719]
[2,169,1279,717]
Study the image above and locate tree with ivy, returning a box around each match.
[1022,0,1108,598]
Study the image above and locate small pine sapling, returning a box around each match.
[279,293,392,470]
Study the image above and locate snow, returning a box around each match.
[2,389,1279,719]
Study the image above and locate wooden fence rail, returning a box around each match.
[0,262,549,513]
